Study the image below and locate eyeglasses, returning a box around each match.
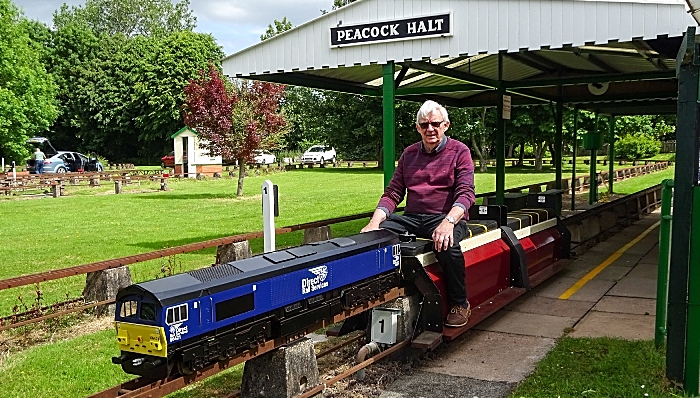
[418,121,444,129]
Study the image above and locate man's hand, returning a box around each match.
[361,209,387,233]
[432,219,455,252]
[360,223,381,233]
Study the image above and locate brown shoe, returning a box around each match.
[445,302,471,327]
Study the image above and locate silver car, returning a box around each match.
[26,137,104,174]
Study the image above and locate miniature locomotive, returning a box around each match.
[113,191,569,379]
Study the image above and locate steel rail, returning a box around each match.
[0,231,270,290]
[0,297,85,322]
[298,339,412,398]
[0,299,113,332]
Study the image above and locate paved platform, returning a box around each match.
[379,211,662,398]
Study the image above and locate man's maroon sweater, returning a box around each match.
[377,137,476,216]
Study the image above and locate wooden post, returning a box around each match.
[114,180,122,194]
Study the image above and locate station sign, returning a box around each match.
[330,13,452,48]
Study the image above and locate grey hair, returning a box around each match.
[416,100,449,123]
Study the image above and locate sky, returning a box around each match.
[12,0,333,56]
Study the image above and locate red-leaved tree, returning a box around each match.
[183,63,288,196]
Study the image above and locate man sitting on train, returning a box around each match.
[361,99,476,327]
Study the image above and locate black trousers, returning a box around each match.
[380,213,468,306]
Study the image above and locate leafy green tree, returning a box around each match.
[53,0,196,37]
[449,107,495,172]
[614,115,673,140]
[131,31,225,159]
[333,0,356,9]
[616,134,661,160]
[510,105,556,170]
[281,87,326,151]
[42,23,101,151]
[0,0,57,163]
[41,27,222,162]
[312,93,416,163]
[261,18,293,41]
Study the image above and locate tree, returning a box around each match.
[281,87,326,151]
[615,115,673,140]
[448,107,495,172]
[333,0,356,9]
[510,105,556,171]
[130,31,225,159]
[42,23,101,151]
[0,0,57,163]
[183,64,289,196]
[53,0,196,37]
[41,26,222,162]
[261,18,293,41]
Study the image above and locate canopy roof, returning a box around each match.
[222,0,696,114]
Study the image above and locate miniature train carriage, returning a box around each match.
[397,190,569,344]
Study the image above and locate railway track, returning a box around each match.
[87,186,664,398]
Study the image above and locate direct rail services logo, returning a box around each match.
[302,265,329,294]
[169,323,188,342]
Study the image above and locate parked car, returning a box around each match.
[161,151,175,168]
[161,151,187,168]
[26,137,104,173]
[253,150,276,164]
[301,145,336,164]
[27,151,104,174]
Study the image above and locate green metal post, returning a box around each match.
[686,185,700,395]
[656,179,674,348]
[667,26,697,384]
[555,97,563,192]
[608,115,615,194]
[571,107,578,211]
[382,62,396,188]
[496,53,505,205]
[589,113,599,205]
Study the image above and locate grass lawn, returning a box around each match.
[510,337,676,397]
[604,167,675,195]
[0,163,675,398]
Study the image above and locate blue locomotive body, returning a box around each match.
[112,230,401,378]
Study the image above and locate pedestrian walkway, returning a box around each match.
[379,211,662,398]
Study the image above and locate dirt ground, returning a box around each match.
[0,314,112,367]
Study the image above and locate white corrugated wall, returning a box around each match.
[222,0,695,77]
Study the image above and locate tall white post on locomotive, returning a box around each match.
[262,180,278,253]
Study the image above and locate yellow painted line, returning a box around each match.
[558,220,661,300]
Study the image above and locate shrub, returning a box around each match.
[616,134,661,160]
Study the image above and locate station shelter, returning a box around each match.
[220,0,700,392]
[171,127,223,177]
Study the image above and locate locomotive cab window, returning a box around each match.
[140,302,157,321]
[119,300,138,318]
[166,303,188,325]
